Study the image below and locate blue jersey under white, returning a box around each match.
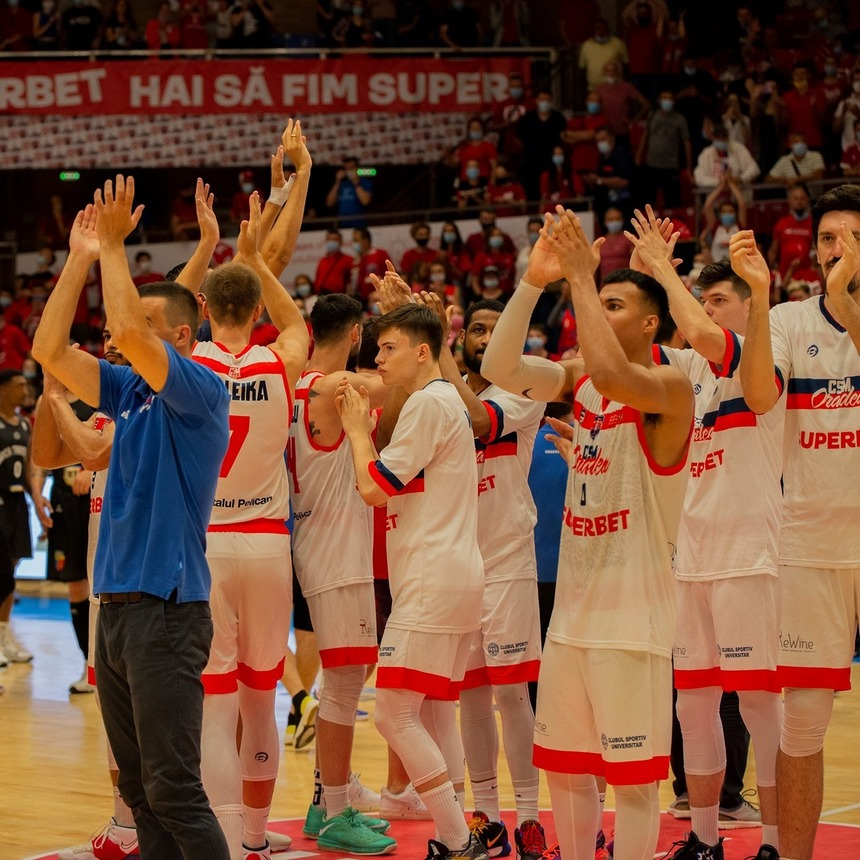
[656,329,785,580]
[528,422,569,584]
[770,295,860,567]
[95,346,230,602]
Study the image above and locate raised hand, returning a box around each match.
[627,205,682,276]
[524,212,564,287]
[415,290,451,339]
[826,221,860,299]
[93,175,144,247]
[546,206,604,284]
[195,177,219,247]
[729,230,770,295]
[68,204,100,261]
[282,118,312,172]
[271,144,287,190]
[545,416,574,460]
[370,260,413,314]
[335,378,374,436]
[237,191,263,259]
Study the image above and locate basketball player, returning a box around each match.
[481,207,694,860]
[336,304,488,860]
[289,292,395,854]
[624,208,783,860]
[731,184,860,860]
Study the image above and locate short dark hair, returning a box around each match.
[0,369,24,388]
[696,260,751,300]
[310,294,364,346]
[375,304,443,360]
[464,298,504,330]
[356,318,380,370]
[137,281,200,331]
[203,263,262,326]
[812,184,860,243]
[601,268,669,327]
[135,251,151,263]
[353,227,372,244]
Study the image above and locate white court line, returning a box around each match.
[821,801,860,817]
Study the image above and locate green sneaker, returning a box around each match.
[303,802,391,837]
[317,807,397,855]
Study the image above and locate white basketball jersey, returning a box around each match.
[770,295,860,567]
[656,330,784,580]
[549,377,690,657]
[192,341,291,528]
[475,383,544,575]
[289,371,373,596]
[86,414,112,581]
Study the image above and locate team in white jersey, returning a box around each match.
[731,185,860,860]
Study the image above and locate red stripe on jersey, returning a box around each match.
[369,462,400,497]
[208,518,289,534]
[713,410,758,431]
[87,665,96,686]
[193,354,286,379]
[202,669,239,694]
[302,372,345,452]
[533,745,670,785]
[319,645,379,669]
[777,664,851,692]
[574,402,637,432]
[786,393,812,409]
[480,400,501,443]
[237,658,286,691]
[482,440,518,460]
[634,410,691,476]
[377,666,459,700]
[399,476,425,494]
[372,506,390,580]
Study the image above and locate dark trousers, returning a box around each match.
[670,687,750,809]
[639,165,683,210]
[528,580,557,711]
[96,595,229,860]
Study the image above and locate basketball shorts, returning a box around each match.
[306,580,379,669]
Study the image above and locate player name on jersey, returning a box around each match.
[224,378,270,401]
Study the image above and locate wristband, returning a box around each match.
[267,174,295,207]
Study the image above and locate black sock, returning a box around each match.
[290,689,308,720]
[69,599,90,660]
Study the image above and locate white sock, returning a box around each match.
[112,786,135,829]
[456,787,465,812]
[244,805,270,850]
[214,803,243,860]
[513,777,540,826]
[323,783,350,818]
[690,804,720,847]
[762,824,779,849]
[598,791,606,828]
[472,778,500,821]
[421,781,470,850]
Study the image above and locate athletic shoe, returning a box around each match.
[668,793,691,819]
[0,625,33,663]
[541,842,561,860]
[468,811,512,858]
[514,819,546,860]
[379,783,432,819]
[316,807,397,855]
[264,830,292,853]
[303,802,391,838]
[594,829,611,860]
[58,819,139,859]
[356,707,370,720]
[243,840,270,859]
[426,835,491,860]
[718,791,761,828]
[70,665,96,695]
[293,693,319,750]
[741,845,779,860]
[349,771,381,812]
[660,831,724,860]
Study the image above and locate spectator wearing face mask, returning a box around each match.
[562,90,610,174]
[598,207,633,279]
[32,0,60,49]
[132,251,165,288]
[438,221,472,287]
[622,0,664,101]
[450,118,497,182]
[833,70,860,154]
[636,90,691,209]
[578,18,628,91]
[230,169,256,225]
[455,158,489,213]
[722,94,752,151]
[540,146,584,212]
[470,230,514,296]
[427,261,461,308]
[314,229,353,294]
[465,208,515,258]
[474,264,507,303]
[525,323,549,358]
[516,90,567,202]
[765,132,825,186]
[583,126,634,219]
[487,164,527,216]
[698,178,746,262]
[491,72,533,165]
[767,184,813,278]
[326,156,373,228]
[693,123,759,190]
[400,222,437,276]
[594,62,651,142]
[783,65,825,149]
[351,227,390,302]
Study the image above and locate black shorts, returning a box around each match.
[46,490,90,583]
[0,491,32,561]
[292,566,313,633]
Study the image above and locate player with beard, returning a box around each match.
[288,292,395,854]
[732,184,860,860]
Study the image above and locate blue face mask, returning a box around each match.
[597,140,611,155]
[552,154,565,167]
[488,236,504,249]
[509,86,524,99]
[714,139,728,153]
[483,278,499,289]
[326,240,340,253]
[241,182,254,194]
[586,101,601,115]
[720,212,737,227]
[352,242,362,255]
[466,166,480,181]
[442,231,457,244]
[469,129,483,141]
[529,231,540,244]
[296,283,312,297]
[792,143,808,158]
[660,99,674,112]
[605,220,623,234]
[537,99,552,113]
[526,336,545,352]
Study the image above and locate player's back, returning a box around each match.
[192,341,291,526]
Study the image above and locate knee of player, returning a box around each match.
[780,688,834,757]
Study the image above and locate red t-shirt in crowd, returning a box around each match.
[782,88,825,147]
[456,140,498,179]
[400,247,439,277]
[355,248,390,300]
[626,23,661,75]
[0,323,30,371]
[772,213,813,276]
[487,182,527,216]
[314,252,353,294]
[471,250,516,293]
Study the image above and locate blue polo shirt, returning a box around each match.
[527,422,570,584]
[95,344,229,602]
[337,176,373,227]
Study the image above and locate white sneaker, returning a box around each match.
[70,664,96,695]
[264,829,292,853]
[379,783,432,820]
[58,818,138,858]
[348,772,381,812]
[0,623,33,663]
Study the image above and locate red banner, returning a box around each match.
[0,57,529,116]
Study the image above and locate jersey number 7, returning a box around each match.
[220,415,251,478]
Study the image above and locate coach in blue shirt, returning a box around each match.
[34,177,230,860]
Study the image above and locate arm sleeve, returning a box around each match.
[481,280,567,402]
[159,345,229,426]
